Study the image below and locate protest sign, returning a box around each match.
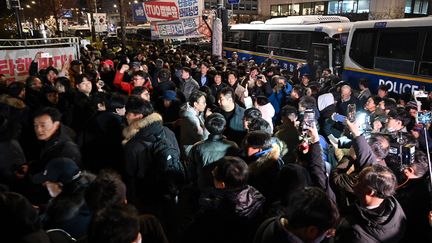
[151,16,210,39]
[144,0,203,22]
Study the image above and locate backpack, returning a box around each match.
[138,131,187,199]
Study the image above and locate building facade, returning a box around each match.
[261,0,429,21]
[204,0,259,23]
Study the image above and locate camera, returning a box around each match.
[388,143,416,167]
[417,111,432,125]
[257,75,263,80]
[388,132,416,167]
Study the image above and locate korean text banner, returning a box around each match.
[144,0,203,22]
[0,47,76,82]
[132,3,147,22]
[151,16,208,39]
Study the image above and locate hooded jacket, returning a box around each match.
[247,143,283,203]
[122,113,180,204]
[183,185,266,243]
[335,197,406,243]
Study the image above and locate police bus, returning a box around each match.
[223,15,353,77]
[343,17,432,94]
[116,24,154,47]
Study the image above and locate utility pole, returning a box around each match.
[118,0,126,50]
[87,0,96,42]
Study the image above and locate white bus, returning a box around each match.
[343,16,432,94]
[223,15,353,77]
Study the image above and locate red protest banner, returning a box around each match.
[144,1,179,22]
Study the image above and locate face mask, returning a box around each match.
[387,126,396,133]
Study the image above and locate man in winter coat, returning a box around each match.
[179,91,209,156]
[216,87,246,145]
[253,187,339,243]
[179,67,199,101]
[335,164,406,243]
[189,113,239,191]
[122,96,184,238]
[182,156,265,243]
[33,107,81,174]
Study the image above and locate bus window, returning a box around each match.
[225,31,240,48]
[311,43,330,74]
[239,31,254,51]
[419,31,432,77]
[375,30,419,74]
[267,32,281,55]
[349,29,377,69]
[256,32,269,53]
[279,32,309,59]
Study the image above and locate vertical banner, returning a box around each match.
[212,18,222,58]
[132,3,147,22]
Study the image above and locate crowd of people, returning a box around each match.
[0,42,431,243]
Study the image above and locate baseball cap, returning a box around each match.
[33,158,81,184]
[162,90,177,101]
[101,59,114,68]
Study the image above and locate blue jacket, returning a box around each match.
[269,83,292,116]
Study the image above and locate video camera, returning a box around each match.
[413,90,432,125]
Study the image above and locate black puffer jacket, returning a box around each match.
[33,126,81,174]
[122,113,181,205]
[335,197,406,243]
[182,185,266,243]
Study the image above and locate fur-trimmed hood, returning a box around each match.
[0,94,26,109]
[122,112,163,144]
[248,143,281,171]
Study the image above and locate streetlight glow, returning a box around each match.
[26,4,31,8]
[114,4,117,8]
[31,1,36,4]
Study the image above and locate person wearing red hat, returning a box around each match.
[100,59,116,90]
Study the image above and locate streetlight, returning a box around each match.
[114,4,117,8]
[31,1,35,4]
[26,4,30,8]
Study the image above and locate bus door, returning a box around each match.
[311,43,332,78]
